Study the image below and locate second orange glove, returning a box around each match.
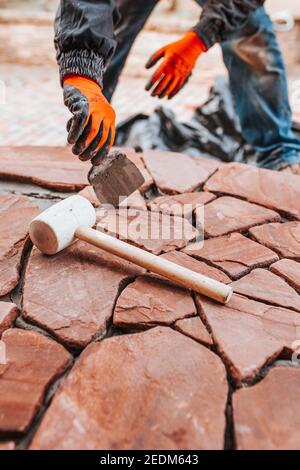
[63,76,116,164]
[145,31,206,100]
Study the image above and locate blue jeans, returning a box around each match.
[103,0,300,170]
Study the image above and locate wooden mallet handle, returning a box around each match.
[76,226,233,304]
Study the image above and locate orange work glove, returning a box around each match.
[145,31,206,100]
[63,76,116,164]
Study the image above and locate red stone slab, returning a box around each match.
[249,222,300,260]
[0,195,39,296]
[96,208,197,255]
[205,162,300,220]
[143,150,219,194]
[0,329,71,435]
[160,250,231,284]
[232,268,300,313]
[30,327,228,450]
[183,233,278,280]
[196,294,300,385]
[270,259,300,291]
[233,368,300,450]
[0,442,15,450]
[114,275,196,329]
[200,196,280,238]
[174,317,213,347]
[0,146,90,191]
[22,243,144,349]
[79,186,147,210]
[0,302,18,337]
[148,192,216,219]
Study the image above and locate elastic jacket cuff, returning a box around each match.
[59,50,106,88]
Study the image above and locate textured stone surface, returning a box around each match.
[200,196,280,238]
[0,302,18,337]
[0,195,39,296]
[0,329,70,435]
[143,150,219,194]
[79,186,147,210]
[205,162,300,220]
[160,250,231,284]
[23,243,144,349]
[114,275,196,329]
[97,208,197,255]
[184,233,278,280]
[270,259,300,291]
[250,222,300,260]
[174,317,213,347]
[0,442,15,450]
[31,327,228,450]
[0,146,90,191]
[233,367,300,450]
[196,294,300,385]
[148,192,215,219]
[232,268,300,313]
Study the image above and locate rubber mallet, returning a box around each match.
[29,196,233,304]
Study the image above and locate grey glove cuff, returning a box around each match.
[58,50,106,88]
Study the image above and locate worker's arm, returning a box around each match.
[55,0,119,162]
[193,0,266,50]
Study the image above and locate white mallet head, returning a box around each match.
[29,195,96,255]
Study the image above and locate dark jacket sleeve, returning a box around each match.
[54,0,120,88]
[192,0,266,50]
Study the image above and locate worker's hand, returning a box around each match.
[63,76,116,164]
[145,31,206,100]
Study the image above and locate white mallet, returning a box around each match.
[29,195,233,304]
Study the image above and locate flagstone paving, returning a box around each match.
[1,146,300,450]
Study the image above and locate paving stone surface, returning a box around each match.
[0,442,15,450]
[0,329,71,435]
[22,243,144,349]
[183,233,279,280]
[205,163,300,220]
[143,150,219,194]
[30,327,228,450]
[0,302,18,337]
[200,196,280,238]
[232,268,300,313]
[79,185,147,210]
[148,192,215,219]
[0,194,39,296]
[174,317,213,347]
[196,294,300,385]
[270,259,300,291]
[250,222,300,260]
[0,146,90,191]
[233,367,300,450]
[96,208,197,255]
[114,275,196,329]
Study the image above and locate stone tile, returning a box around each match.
[0,146,90,191]
[205,162,300,220]
[232,268,300,313]
[270,259,300,291]
[114,147,153,192]
[143,150,219,194]
[114,275,196,329]
[30,327,228,450]
[0,442,15,450]
[183,233,279,280]
[96,208,197,255]
[0,195,39,296]
[0,329,71,435]
[250,222,300,260]
[148,192,216,219]
[23,243,144,349]
[233,367,300,450]
[160,250,231,284]
[79,186,147,210]
[196,294,300,385]
[174,317,213,347]
[199,196,280,238]
[0,302,18,337]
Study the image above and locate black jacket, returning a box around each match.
[55,0,265,88]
